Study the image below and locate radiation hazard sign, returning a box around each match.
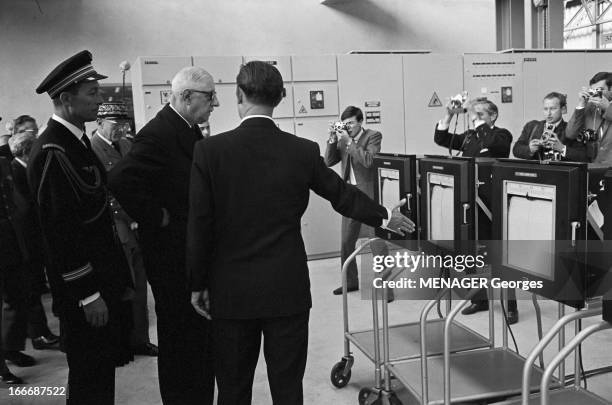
[428,92,443,107]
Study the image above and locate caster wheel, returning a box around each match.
[330,360,351,388]
[358,387,379,405]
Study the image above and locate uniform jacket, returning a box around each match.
[434,123,512,158]
[512,120,587,162]
[324,128,381,197]
[91,133,135,244]
[566,104,612,164]
[27,118,131,306]
[187,117,388,319]
[108,104,203,262]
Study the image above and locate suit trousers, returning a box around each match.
[2,264,27,351]
[213,311,310,405]
[341,216,373,287]
[120,240,150,346]
[142,226,214,405]
[63,302,118,405]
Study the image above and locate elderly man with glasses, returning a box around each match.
[109,66,219,405]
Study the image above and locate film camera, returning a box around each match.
[540,123,560,161]
[577,128,600,143]
[333,121,349,132]
[450,92,468,112]
[587,88,604,98]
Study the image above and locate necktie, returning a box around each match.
[81,134,91,150]
[343,154,352,182]
[194,125,204,140]
[112,142,122,155]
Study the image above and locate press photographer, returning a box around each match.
[433,96,512,158]
[565,72,612,164]
[513,92,587,162]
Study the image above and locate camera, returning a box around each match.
[333,121,348,132]
[450,93,467,112]
[587,88,604,98]
[577,128,600,143]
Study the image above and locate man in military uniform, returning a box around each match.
[91,102,157,357]
[27,50,133,405]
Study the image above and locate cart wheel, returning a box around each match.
[358,387,379,405]
[330,360,351,388]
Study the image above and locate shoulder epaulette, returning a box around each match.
[42,143,66,153]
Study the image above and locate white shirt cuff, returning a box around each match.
[576,106,585,110]
[561,145,567,157]
[381,207,393,228]
[79,292,100,307]
[437,121,449,131]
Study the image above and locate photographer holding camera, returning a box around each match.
[434,97,517,321]
[434,97,512,158]
[565,72,612,164]
[325,106,389,297]
[513,92,587,162]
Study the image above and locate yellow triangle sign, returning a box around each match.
[428,92,443,107]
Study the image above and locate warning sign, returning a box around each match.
[428,92,443,107]
[298,105,308,114]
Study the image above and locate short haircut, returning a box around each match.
[8,131,35,158]
[543,92,567,108]
[236,61,284,107]
[13,115,36,129]
[171,66,213,94]
[589,72,612,87]
[340,106,364,122]
[469,97,498,117]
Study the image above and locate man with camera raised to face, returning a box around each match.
[324,106,383,296]
[433,97,517,322]
[513,92,587,162]
[565,72,612,164]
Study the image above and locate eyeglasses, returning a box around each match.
[186,89,217,100]
[15,128,38,135]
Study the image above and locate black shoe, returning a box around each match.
[32,334,60,350]
[461,302,489,316]
[132,342,159,357]
[507,310,519,325]
[4,351,36,367]
[0,371,24,384]
[333,285,359,295]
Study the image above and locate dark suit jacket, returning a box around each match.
[324,128,381,196]
[566,105,612,164]
[187,117,388,319]
[27,119,131,306]
[108,104,202,239]
[512,120,587,162]
[91,133,135,245]
[0,143,13,161]
[0,157,21,272]
[434,123,512,158]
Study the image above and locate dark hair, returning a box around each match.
[340,106,363,122]
[469,97,499,118]
[236,61,284,107]
[13,115,36,128]
[543,92,567,108]
[589,72,612,87]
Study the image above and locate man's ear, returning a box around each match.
[58,91,72,107]
[236,87,244,104]
[562,105,568,114]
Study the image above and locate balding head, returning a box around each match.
[170,66,219,126]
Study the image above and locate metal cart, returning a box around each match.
[379,289,566,404]
[329,238,493,404]
[496,300,610,405]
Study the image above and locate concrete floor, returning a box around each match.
[1,256,612,404]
